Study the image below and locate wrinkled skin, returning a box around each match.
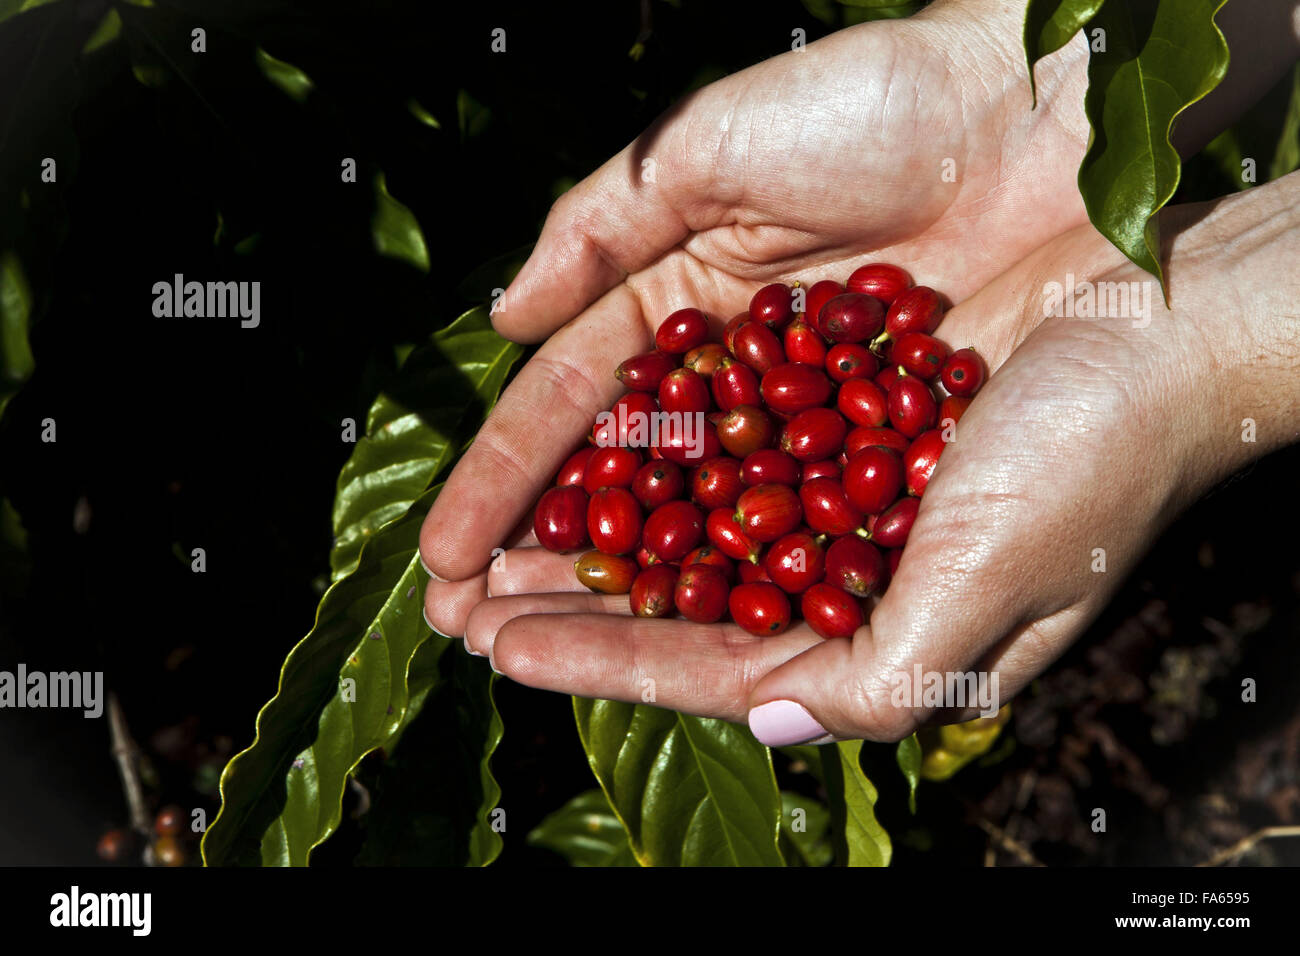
[417,3,1300,744]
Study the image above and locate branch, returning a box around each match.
[107,692,152,846]
[1197,826,1300,867]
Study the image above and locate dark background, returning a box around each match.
[0,0,1296,867]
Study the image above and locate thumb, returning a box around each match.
[492,91,722,344]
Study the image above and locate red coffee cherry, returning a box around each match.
[805,279,844,337]
[883,286,943,339]
[824,537,886,597]
[631,460,685,511]
[837,378,889,428]
[675,564,731,623]
[732,321,786,375]
[887,547,903,578]
[738,560,774,584]
[741,448,802,487]
[684,342,729,379]
[801,583,864,639]
[820,293,885,344]
[692,457,746,510]
[763,532,826,594]
[780,407,848,462]
[729,582,792,635]
[735,484,803,543]
[784,318,828,366]
[642,500,705,561]
[749,282,797,333]
[153,836,186,868]
[717,404,777,458]
[800,459,841,483]
[652,419,723,466]
[845,425,909,457]
[683,545,736,583]
[871,496,919,548]
[658,367,712,415]
[846,263,911,305]
[799,477,865,536]
[941,347,985,397]
[706,507,763,562]
[616,350,677,391]
[843,446,904,514]
[893,332,950,380]
[761,362,834,415]
[903,429,946,497]
[938,395,971,427]
[656,308,710,354]
[556,446,596,487]
[875,364,901,392]
[588,487,643,555]
[593,391,659,448]
[574,550,640,594]
[723,312,751,352]
[711,357,762,412]
[631,564,680,617]
[97,829,134,862]
[583,446,642,494]
[825,344,878,383]
[887,376,938,438]
[534,486,590,552]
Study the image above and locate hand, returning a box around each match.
[418,0,1093,628]
[440,171,1300,746]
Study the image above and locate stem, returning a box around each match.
[107,692,153,862]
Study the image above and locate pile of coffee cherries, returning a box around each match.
[532,264,984,639]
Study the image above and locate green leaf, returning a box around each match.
[371,171,429,273]
[896,734,922,814]
[1022,0,1106,106]
[0,0,58,27]
[821,741,890,867]
[573,698,785,866]
[330,307,523,579]
[527,789,639,867]
[355,645,504,866]
[255,47,314,103]
[201,489,440,866]
[779,792,833,867]
[1077,0,1231,293]
[0,251,34,422]
[0,496,30,597]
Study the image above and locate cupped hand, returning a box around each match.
[418,0,1092,632]
[425,170,1300,745]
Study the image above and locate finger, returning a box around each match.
[491,614,824,720]
[492,87,727,344]
[464,592,630,657]
[422,519,539,639]
[487,547,592,597]
[418,287,651,581]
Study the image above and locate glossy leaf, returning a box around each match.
[527,789,639,867]
[0,251,34,422]
[919,704,1012,781]
[355,646,504,866]
[1203,63,1300,190]
[896,733,922,814]
[202,488,439,866]
[330,307,523,578]
[573,698,784,866]
[372,171,429,272]
[821,741,890,867]
[255,47,314,103]
[1022,0,1105,106]
[779,791,833,867]
[1077,0,1230,292]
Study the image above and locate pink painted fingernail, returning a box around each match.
[747,700,827,747]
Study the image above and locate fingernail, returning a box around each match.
[487,654,504,676]
[419,553,446,582]
[464,639,484,657]
[747,700,827,747]
[421,607,454,639]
